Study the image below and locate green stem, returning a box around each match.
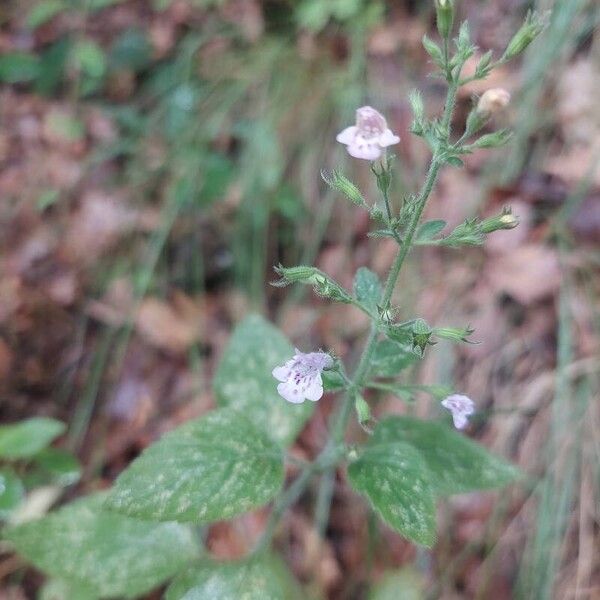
[254,463,317,554]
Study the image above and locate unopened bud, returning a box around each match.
[435,0,454,40]
[477,88,511,117]
[273,265,352,303]
[354,394,373,432]
[272,265,322,287]
[412,318,433,356]
[321,169,367,208]
[433,326,475,343]
[480,208,519,233]
[502,10,549,61]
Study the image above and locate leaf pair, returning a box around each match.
[347,416,520,546]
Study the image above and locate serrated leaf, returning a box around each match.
[416,220,446,241]
[353,267,382,314]
[166,554,303,600]
[369,339,420,378]
[5,494,198,599]
[348,441,436,547]
[0,468,24,518]
[106,408,284,523]
[0,418,65,459]
[214,315,313,447]
[372,417,520,496]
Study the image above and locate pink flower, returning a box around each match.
[272,349,333,404]
[441,394,475,429]
[336,106,400,161]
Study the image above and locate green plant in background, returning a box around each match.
[2,2,549,597]
[0,418,80,521]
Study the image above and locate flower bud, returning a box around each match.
[477,88,511,117]
[502,10,549,61]
[435,0,454,40]
[354,393,373,432]
[463,89,510,138]
[412,318,433,356]
[433,326,475,343]
[321,169,367,208]
[272,265,323,287]
[480,208,519,233]
[273,265,354,304]
[371,158,393,197]
[313,276,354,304]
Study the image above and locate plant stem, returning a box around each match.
[254,462,317,554]
[254,70,460,554]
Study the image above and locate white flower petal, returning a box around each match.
[336,126,358,145]
[452,413,468,429]
[272,365,291,382]
[347,139,382,161]
[304,374,324,402]
[378,128,400,147]
[277,381,305,404]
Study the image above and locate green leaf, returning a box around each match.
[214,315,313,447]
[5,494,198,599]
[33,448,81,486]
[416,220,446,241]
[348,441,436,547]
[35,38,71,96]
[353,267,382,314]
[0,418,65,459]
[369,339,420,378]
[26,0,66,29]
[0,468,24,518]
[39,579,98,600]
[369,568,425,600]
[72,39,107,79]
[166,554,303,600]
[372,417,520,496]
[0,52,40,84]
[109,29,152,71]
[105,408,284,523]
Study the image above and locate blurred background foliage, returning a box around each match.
[0,0,599,598]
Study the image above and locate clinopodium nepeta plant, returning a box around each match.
[4,4,548,598]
